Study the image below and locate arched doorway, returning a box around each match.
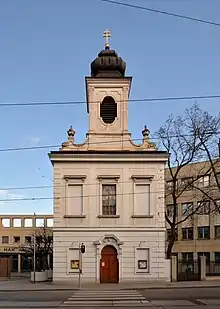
[100,245,119,283]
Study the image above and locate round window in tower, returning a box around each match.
[100,96,117,124]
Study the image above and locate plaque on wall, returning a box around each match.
[70,260,79,269]
[138,260,148,269]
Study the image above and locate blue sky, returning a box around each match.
[0,0,219,215]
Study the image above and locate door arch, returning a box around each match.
[100,245,119,283]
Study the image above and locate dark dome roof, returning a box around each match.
[91,47,126,78]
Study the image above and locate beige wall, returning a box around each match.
[0,214,53,253]
[165,160,220,260]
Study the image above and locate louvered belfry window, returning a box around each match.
[100,96,117,124]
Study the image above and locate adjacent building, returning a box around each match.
[49,33,170,283]
[165,160,220,271]
[0,214,53,273]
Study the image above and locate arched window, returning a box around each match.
[100,96,117,124]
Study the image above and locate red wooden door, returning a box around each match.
[100,245,118,283]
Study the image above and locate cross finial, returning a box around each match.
[103,29,111,50]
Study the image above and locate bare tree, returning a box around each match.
[20,227,53,271]
[156,102,220,259]
[185,104,220,207]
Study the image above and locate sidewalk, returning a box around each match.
[1,277,220,291]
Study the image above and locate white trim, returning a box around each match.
[98,177,119,216]
[135,245,150,274]
[66,246,81,274]
[132,177,154,217]
[94,234,123,283]
[53,227,166,232]
[50,155,168,163]
[65,182,84,217]
[64,175,87,181]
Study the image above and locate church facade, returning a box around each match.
[49,33,170,283]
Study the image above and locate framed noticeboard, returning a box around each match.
[138,260,148,270]
[70,260,79,269]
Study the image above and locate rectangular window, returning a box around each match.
[102,184,116,215]
[181,202,193,216]
[13,218,21,227]
[24,218,33,227]
[216,173,220,183]
[182,252,193,262]
[198,175,210,187]
[167,204,177,217]
[25,236,31,243]
[198,252,210,265]
[36,218,44,227]
[215,226,220,239]
[181,177,193,190]
[13,236,20,244]
[2,236,9,244]
[134,184,150,215]
[46,218,53,227]
[166,181,173,190]
[2,219,10,227]
[196,201,210,215]
[66,184,83,216]
[182,227,193,240]
[215,252,220,263]
[198,226,210,239]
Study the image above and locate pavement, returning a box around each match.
[1,276,220,291]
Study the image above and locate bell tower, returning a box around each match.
[85,30,132,149]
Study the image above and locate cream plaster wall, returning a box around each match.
[51,154,169,282]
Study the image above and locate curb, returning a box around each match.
[1,285,220,292]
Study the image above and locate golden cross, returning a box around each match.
[103,29,111,49]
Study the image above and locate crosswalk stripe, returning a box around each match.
[59,289,148,307]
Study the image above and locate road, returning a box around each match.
[0,287,220,308]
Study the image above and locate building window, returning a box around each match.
[198,226,210,239]
[196,201,210,215]
[66,184,83,216]
[215,252,220,263]
[167,229,178,241]
[215,226,220,239]
[216,172,220,183]
[167,204,177,217]
[181,202,193,216]
[25,236,31,243]
[36,236,41,243]
[24,218,33,227]
[36,218,45,227]
[198,175,210,187]
[198,252,210,265]
[181,177,193,190]
[2,219,10,227]
[100,96,117,124]
[134,183,150,216]
[166,181,173,190]
[13,236,20,244]
[46,218,53,227]
[102,184,116,215]
[2,236,9,244]
[182,227,193,240]
[13,218,21,227]
[182,252,194,262]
